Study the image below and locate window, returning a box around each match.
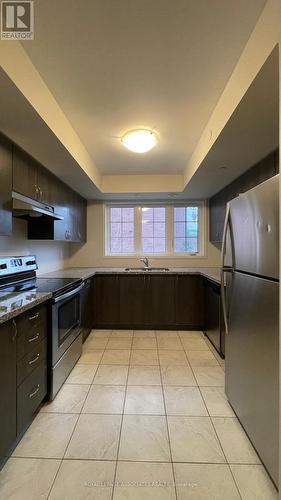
[174,206,199,253]
[141,207,166,253]
[105,203,204,257]
[108,207,135,254]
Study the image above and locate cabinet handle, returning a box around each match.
[28,333,40,343]
[29,385,40,398]
[29,353,40,365]
[29,312,40,321]
[12,319,17,342]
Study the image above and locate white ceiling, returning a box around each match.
[22,0,266,176]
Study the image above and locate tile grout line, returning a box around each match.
[46,332,110,499]
[179,333,243,500]
[8,455,266,466]
[156,331,179,500]
[110,333,133,500]
[41,410,237,418]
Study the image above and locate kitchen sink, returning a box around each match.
[124,267,170,272]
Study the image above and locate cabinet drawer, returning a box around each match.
[17,338,47,386]
[17,363,47,434]
[16,303,47,335]
[17,320,47,361]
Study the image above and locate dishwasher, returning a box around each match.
[203,278,224,357]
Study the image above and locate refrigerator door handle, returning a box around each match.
[221,203,233,335]
[221,203,230,270]
[221,268,232,335]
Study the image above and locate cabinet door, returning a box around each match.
[0,320,17,460]
[53,180,71,241]
[70,192,86,242]
[93,275,119,327]
[37,165,56,206]
[75,195,87,242]
[0,134,12,236]
[209,197,225,244]
[119,275,146,327]
[54,187,86,242]
[175,275,204,328]
[146,275,175,327]
[13,146,38,200]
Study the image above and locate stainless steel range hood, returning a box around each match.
[12,191,63,221]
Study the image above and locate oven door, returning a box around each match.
[51,282,84,365]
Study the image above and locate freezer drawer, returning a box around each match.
[225,271,279,486]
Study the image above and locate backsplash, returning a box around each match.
[0,218,70,274]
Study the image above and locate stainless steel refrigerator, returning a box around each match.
[221,174,279,487]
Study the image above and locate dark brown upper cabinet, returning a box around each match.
[37,165,57,206]
[52,185,86,242]
[209,149,278,244]
[13,146,38,200]
[0,134,12,236]
[12,144,86,243]
[13,145,57,207]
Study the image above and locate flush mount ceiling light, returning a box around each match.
[121,129,158,153]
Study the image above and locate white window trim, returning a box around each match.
[104,201,207,258]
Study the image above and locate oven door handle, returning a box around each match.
[52,282,84,303]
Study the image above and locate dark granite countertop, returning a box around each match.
[42,267,221,285]
[0,291,52,325]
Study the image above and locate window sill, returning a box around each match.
[104,254,207,259]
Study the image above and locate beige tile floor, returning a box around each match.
[0,329,278,500]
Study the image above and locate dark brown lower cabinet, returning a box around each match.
[17,364,47,434]
[93,273,204,329]
[175,275,204,328]
[119,274,146,327]
[94,275,120,327]
[0,320,17,462]
[146,274,176,327]
[0,304,48,466]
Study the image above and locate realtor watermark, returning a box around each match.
[1,1,34,40]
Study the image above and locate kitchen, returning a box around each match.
[0,1,280,499]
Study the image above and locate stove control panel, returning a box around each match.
[0,255,38,277]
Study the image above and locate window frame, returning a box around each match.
[104,201,206,258]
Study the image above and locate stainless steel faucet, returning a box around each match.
[140,257,150,268]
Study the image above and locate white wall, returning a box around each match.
[68,203,221,269]
[0,218,70,274]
